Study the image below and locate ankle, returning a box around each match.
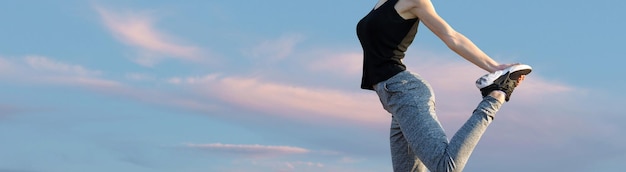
[489,90,506,103]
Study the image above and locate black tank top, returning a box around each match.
[357,0,419,90]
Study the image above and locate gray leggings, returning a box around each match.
[373,71,503,172]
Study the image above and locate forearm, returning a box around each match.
[445,32,499,73]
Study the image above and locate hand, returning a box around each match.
[517,74,526,85]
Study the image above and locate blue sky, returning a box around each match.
[1,0,625,171]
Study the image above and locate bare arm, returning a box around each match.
[407,0,504,72]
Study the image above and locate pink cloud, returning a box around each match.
[96,6,203,66]
[170,74,389,127]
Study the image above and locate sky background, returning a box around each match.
[1,0,625,172]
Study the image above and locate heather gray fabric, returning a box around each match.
[373,71,503,172]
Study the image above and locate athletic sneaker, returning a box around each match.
[476,64,532,102]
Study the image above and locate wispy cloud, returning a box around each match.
[124,72,156,82]
[245,33,304,60]
[308,52,362,76]
[95,6,204,66]
[168,74,388,127]
[0,56,119,89]
[285,161,325,168]
[184,143,338,171]
[26,57,122,90]
[0,56,217,114]
[217,159,331,172]
[186,143,310,157]
[25,56,102,76]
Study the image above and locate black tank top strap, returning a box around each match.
[376,0,398,11]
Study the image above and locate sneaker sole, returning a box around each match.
[476,64,533,89]
[507,64,533,80]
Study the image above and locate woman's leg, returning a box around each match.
[375,71,503,172]
[444,96,502,171]
[389,117,428,172]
